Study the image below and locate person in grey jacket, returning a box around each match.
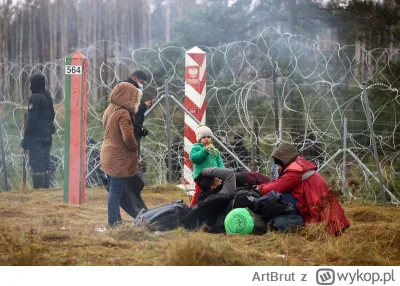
[194,168,237,203]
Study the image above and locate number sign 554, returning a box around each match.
[65,65,82,75]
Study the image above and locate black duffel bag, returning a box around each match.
[227,186,261,212]
[132,200,190,232]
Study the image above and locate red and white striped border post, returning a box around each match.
[63,51,88,204]
[184,47,207,190]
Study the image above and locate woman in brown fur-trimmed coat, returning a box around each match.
[100,82,142,227]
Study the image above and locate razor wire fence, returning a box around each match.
[0,27,399,205]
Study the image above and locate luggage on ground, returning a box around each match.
[254,191,297,221]
[224,207,267,235]
[184,186,261,234]
[227,186,261,211]
[183,194,231,233]
[132,200,190,231]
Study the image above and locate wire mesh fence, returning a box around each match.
[0,28,399,204]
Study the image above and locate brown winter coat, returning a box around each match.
[100,82,142,178]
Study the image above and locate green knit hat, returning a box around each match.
[224,208,254,235]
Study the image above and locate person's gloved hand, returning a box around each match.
[21,137,30,150]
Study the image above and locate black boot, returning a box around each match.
[44,171,51,188]
[32,172,46,189]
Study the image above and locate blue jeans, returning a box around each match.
[106,174,128,226]
[281,193,301,216]
[273,215,304,232]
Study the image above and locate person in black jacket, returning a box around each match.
[122,70,152,156]
[21,73,55,189]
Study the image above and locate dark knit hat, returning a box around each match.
[131,70,147,82]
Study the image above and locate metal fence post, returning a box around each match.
[362,83,386,204]
[165,76,172,183]
[342,115,348,200]
[0,118,9,191]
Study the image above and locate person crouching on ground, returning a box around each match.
[100,82,142,227]
[257,143,349,235]
[189,125,225,206]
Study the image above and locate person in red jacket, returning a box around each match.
[258,143,349,235]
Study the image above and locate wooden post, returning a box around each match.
[63,51,88,205]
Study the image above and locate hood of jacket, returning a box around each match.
[271,143,299,168]
[110,82,142,114]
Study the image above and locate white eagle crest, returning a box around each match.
[188,67,198,78]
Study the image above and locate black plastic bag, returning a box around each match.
[132,200,190,231]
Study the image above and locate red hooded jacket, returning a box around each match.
[258,144,349,235]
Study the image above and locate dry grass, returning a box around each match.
[0,184,399,266]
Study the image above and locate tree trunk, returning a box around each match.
[288,0,297,33]
[19,7,24,100]
[3,0,12,100]
[39,1,46,63]
[176,0,187,19]
[165,0,171,42]
[33,1,37,65]
[28,0,33,66]
[148,0,152,48]
[61,0,68,57]
[113,0,120,77]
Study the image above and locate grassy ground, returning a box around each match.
[0,184,399,266]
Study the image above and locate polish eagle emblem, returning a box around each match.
[188,67,198,78]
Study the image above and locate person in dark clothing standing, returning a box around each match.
[21,73,55,189]
[122,70,152,156]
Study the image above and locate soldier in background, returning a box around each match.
[21,73,55,189]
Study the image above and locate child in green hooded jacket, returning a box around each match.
[189,125,225,206]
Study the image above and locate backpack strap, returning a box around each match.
[302,170,316,181]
